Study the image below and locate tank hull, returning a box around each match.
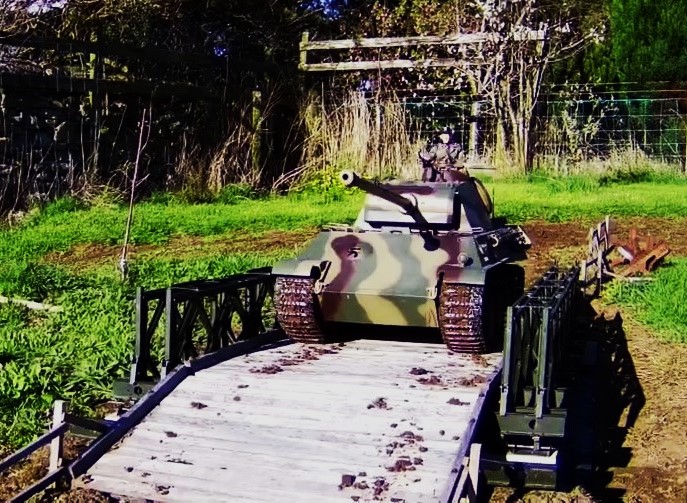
[273,229,494,328]
[273,173,529,353]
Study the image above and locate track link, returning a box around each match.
[438,283,487,354]
[274,276,326,344]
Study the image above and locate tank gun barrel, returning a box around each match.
[340,171,429,227]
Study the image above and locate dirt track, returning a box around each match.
[4,218,687,502]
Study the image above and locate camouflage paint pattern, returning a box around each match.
[272,171,529,329]
[273,231,489,327]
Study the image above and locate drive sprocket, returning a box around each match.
[274,276,326,344]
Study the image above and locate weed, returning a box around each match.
[33,196,87,221]
[294,166,359,203]
[15,264,84,301]
[216,184,264,204]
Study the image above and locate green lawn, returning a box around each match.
[491,180,687,222]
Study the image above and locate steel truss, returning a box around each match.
[118,267,277,398]
[485,265,581,488]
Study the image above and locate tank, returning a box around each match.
[272,170,530,353]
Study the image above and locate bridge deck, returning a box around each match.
[80,339,500,502]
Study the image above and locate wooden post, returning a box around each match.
[49,400,65,474]
[163,287,176,377]
[468,100,481,160]
[299,32,309,70]
[374,100,382,177]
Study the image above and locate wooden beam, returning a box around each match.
[0,32,222,67]
[299,30,548,73]
[300,58,464,72]
[301,30,547,51]
[0,423,69,474]
[0,72,218,100]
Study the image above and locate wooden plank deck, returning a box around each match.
[80,340,501,502]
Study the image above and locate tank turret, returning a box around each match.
[340,170,431,228]
[273,170,530,353]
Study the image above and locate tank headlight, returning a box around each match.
[457,252,470,266]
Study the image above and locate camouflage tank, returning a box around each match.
[272,171,530,353]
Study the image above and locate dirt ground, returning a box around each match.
[491,217,687,503]
[43,229,317,273]
[3,217,687,502]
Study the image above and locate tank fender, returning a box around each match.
[438,264,487,286]
[271,259,332,292]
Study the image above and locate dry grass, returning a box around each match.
[298,91,421,181]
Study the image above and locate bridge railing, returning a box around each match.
[0,400,112,503]
[122,267,279,398]
[499,266,580,443]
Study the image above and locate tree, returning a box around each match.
[312,0,599,171]
[609,0,687,83]
[461,0,596,170]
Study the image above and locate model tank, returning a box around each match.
[272,170,530,353]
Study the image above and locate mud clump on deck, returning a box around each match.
[367,397,391,409]
[386,457,416,472]
[455,375,488,386]
[249,364,284,374]
[417,375,443,385]
[409,367,430,375]
[447,397,469,406]
[399,431,424,443]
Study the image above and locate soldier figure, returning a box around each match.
[419,128,468,182]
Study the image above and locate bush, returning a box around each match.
[295,166,358,202]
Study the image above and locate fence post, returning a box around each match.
[49,400,65,474]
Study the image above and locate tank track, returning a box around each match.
[274,276,326,344]
[438,283,487,354]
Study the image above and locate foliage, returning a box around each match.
[298,91,421,182]
[610,0,687,82]
[0,248,292,452]
[1,0,328,215]
[32,196,87,221]
[606,259,687,343]
[295,166,357,202]
[0,280,133,451]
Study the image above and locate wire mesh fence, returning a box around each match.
[323,85,687,172]
[537,87,686,169]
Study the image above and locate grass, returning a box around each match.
[0,172,686,453]
[606,258,687,343]
[0,192,361,299]
[489,179,687,223]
